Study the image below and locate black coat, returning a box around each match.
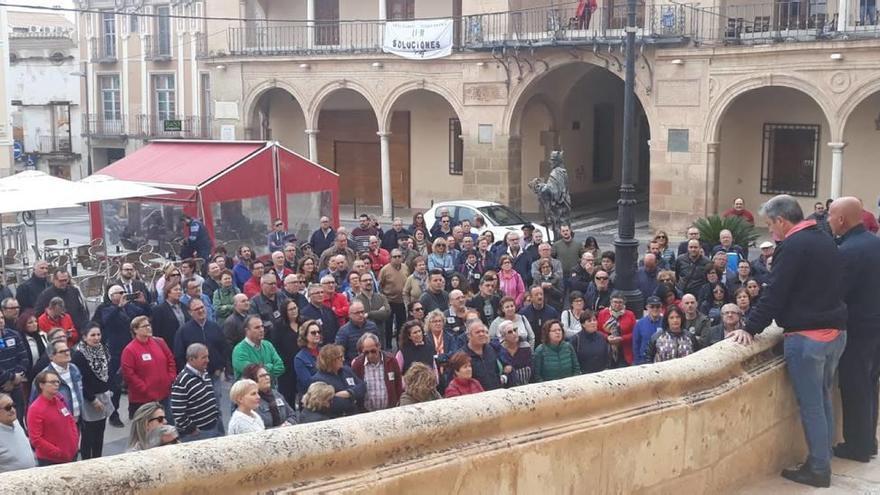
[173,319,228,375]
[15,275,49,311]
[34,286,90,332]
[837,224,880,339]
[72,348,111,402]
[570,330,610,374]
[301,302,339,344]
[151,301,191,349]
[464,343,502,391]
[745,223,847,335]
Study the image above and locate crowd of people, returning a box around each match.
[0,198,877,488]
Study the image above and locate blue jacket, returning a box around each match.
[637,268,659,303]
[30,363,84,420]
[310,228,336,257]
[837,224,880,338]
[335,320,379,362]
[633,314,664,365]
[518,304,560,345]
[294,348,318,395]
[311,366,366,418]
[186,219,212,254]
[745,222,847,335]
[233,262,252,291]
[173,319,228,375]
[0,328,28,387]
[301,302,340,343]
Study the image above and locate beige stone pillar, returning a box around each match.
[378,131,392,217]
[705,141,720,215]
[305,129,319,162]
[379,0,387,20]
[829,142,846,199]
[307,0,315,49]
[837,0,849,31]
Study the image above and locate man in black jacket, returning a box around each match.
[15,260,49,311]
[33,270,89,332]
[828,197,880,463]
[730,195,847,488]
[463,320,503,391]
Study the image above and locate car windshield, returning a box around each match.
[478,205,528,226]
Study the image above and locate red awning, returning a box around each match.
[98,141,266,189]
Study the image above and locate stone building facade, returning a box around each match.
[80,0,880,232]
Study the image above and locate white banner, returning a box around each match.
[383,19,454,60]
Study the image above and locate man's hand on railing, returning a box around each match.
[727,329,753,345]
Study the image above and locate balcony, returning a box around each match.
[36,135,76,156]
[130,115,212,140]
[143,34,173,62]
[90,38,118,63]
[83,114,127,138]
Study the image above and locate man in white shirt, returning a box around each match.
[0,393,35,472]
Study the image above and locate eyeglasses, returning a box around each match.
[55,349,71,355]
[308,330,321,336]
[595,276,609,281]
[391,255,402,258]
[3,305,19,310]
[656,235,667,239]
[274,223,283,227]
[171,273,181,277]
[364,349,379,355]
[148,415,167,424]
[1,403,14,411]
[722,311,741,315]
[351,309,365,314]
[412,307,424,312]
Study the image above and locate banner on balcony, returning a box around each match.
[383,19,454,60]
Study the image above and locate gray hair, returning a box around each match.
[466,319,487,336]
[759,194,804,224]
[49,340,68,355]
[307,283,323,296]
[356,332,380,352]
[320,275,335,284]
[48,296,65,309]
[498,319,515,335]
[260,273,277,284]
[144,424,178,449]
[186,343,208,361]
[1,297,15,309]
[721,303,741,315]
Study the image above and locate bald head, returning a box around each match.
[828,196,863,236]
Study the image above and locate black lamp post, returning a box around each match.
[613,0,643,315]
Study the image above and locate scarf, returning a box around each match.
[76,341,110,382]
[260,389,283,427]
[413,271,428,293]
[605,309,623,362]
[401,341,435,373]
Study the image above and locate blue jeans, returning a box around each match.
[784,331,847,473]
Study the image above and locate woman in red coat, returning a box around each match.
[444,352,485,398]
[27,369,79,466]
[596,291,637,366]
[121,316,177,420]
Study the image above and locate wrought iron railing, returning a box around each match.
[37,135,73,154]
[130,115,212,139]
[143,34,174,61]
[90,37,118,63]
[83,114,126,137]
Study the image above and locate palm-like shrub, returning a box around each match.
[693,215,759,248]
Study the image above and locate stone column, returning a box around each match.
[706,141,720,215]
[379,0,387,20]
[307,0,315,49]
[829,142,846,199]
[305,129,319,162]
[837,0,849,32]
[378,131,392,217]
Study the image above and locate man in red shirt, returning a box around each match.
[367,236,390,275]
[597,291,636,366]
[37,297,77,348]
[722,198,755,224]
[242,260,265,299]
[121,316,177,420]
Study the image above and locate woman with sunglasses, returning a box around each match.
[294,320,323,402]
[409,212,428,238]
[497,319,533,386]
[154,264,182,304]
[427,238,455,277]
[127,402,167,451]
[653,230,676,268]
[27,369,79,465]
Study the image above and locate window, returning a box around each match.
[860,0,877,24]
[449,118,463,175]
[156,6,171,56]
[761,123,820,197]
[592,103,615,182]
[99,75,121,121]
[153,74,176,121]
[102,12,116,58]
[388,0,415,20]
[129,14,139,34]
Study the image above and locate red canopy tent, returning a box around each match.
[89,140,339,254]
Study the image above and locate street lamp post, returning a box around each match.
[613,0,643,314]
[71,63,93,177]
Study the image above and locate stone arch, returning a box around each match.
[505,58,656,139]
[837,77,880,140]
[378,80,464,134]
[306,80,381,130]
[241,80,308,135]
[704,75,839,144]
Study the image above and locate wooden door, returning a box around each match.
[335,141,381,205]
[388,0,415,20]
[315,0,339,45]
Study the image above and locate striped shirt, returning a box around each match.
[170,366,220,433]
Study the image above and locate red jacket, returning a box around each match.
[323,292,350,326]
[444,377,485,398]
[351,352,403,407]
[368,248,391,274]
[861,209,879,234]
[37,313,78,348]
[27,394,79,463]
[243,276,261,299]
[722,208,755,224]
[597,308,637,365]
[121,337,177,403]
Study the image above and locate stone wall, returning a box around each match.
[0,326,824,494]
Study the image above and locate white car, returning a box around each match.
[423,200,550,243]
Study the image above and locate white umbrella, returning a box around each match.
[77,174,172,202]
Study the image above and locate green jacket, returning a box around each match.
[533,342,581,382]
[213,286,238,323]
[231,339,285,379]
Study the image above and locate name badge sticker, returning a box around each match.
[276,398,285,407]
[387,372,395,381]
[141,353,152,361]
[273,311,281,319]
[446,317,456,324]
[4,338,15,348]
[345,377,355,386]
[60,407,70,416]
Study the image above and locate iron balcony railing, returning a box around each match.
[37,135,73,154]
[225,3,695,56]
[83,114,126,137]
[130,115,212,139]
[90,37,118,63]
[143,34,174,61]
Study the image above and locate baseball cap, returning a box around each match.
[759,241,774,249]
[646,296,662,306]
